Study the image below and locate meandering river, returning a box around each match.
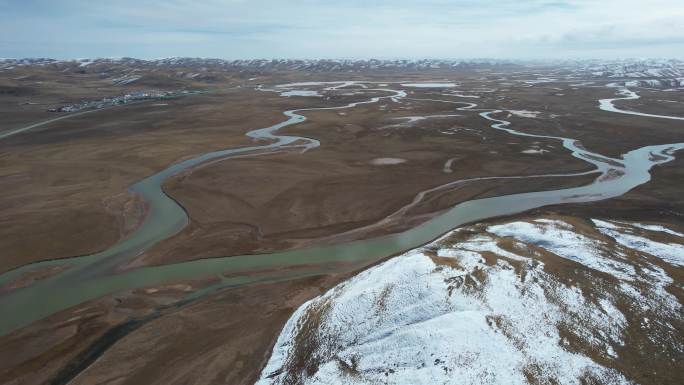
[0,82,681,336]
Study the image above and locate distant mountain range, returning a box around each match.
[0,57,521,71]
[2,57,683,88]
[1,57,678,72]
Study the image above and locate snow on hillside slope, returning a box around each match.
[256,217,684,385]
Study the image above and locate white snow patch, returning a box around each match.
[488,220,636,281]
[392,114,461,125]
[401,82,456,88]
[369,157,406,165]
[592,220,684,267]
[111,75,142,86]
[622,222,684,237]
[521,148,549,155]
[276,81,336,88]
[507,110,541,118]
[280,90,321,97]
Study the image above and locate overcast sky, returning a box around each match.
[1,0,683,59]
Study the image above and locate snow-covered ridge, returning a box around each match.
[598,78,684,90]
[0,58,520,72]
[3,58,683,80]
[3,58,675,74]
[557,58,680,74]
[257,217,683,385]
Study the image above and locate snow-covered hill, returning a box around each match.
[257,217,684,385]
[580,59,684,79]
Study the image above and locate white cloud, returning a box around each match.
[1,0,683,58]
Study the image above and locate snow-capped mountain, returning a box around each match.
[0,57,519,73]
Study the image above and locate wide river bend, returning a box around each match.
[0,82,681,336]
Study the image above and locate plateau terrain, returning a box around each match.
[0,58,683,385]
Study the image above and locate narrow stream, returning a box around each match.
[0,83,681,336]
[599,85,684,120]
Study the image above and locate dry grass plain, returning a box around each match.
[1,62,683,385]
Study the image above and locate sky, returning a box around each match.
[1,0,683,60]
